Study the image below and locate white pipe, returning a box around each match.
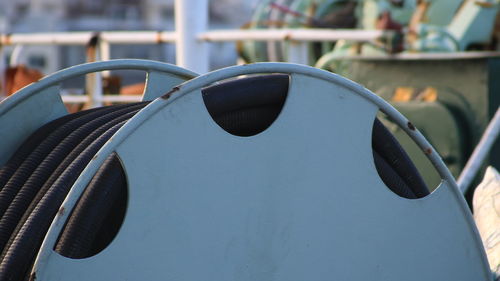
[175,0,209,73]
[288,41,309,64]
[99,40,111,61]
[101,31,176,44]
[61,95,89,104]
[0,46,5,98]
[99,40,111,78]
[9,45,24,66]
[199,29,388,42]
[0,32,176,46]
[458,107,500,193]
[0,29,387,46]
[1,32,94,45]
[90,71,104,108]
[61,95,143,104]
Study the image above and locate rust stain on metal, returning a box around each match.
[92,154,99,160]
[407,121,416,131]
[200,35,211,42]
[284,33,292,41]
[87,32,100,48]
[475,1,494,8]
[58,207,65,216]
[161,86,180,100]
[3,34,12,45]
[156,31,163,44]
[424,148,432,155]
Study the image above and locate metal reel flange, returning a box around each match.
[34,63,491,281]
[0,59,197,165]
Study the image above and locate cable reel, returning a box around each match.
[0,61,491,280]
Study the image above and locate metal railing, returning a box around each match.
[0,29,387,60]
[0,28,388,106]
[0,0,390,106]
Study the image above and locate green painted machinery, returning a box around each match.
[242,0,500,191]
[334,54,500,194]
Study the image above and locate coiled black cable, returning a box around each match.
[372,119,429,198]
[0,109,96,190]
[55,153,127,259]
[0,105,144,253]
[0,120,131,281]
[0,104,137,220]
[202,74,288,136]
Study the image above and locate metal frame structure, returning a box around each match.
[0,28,391,105]
[18,62,490,280]
[0,30,389,63]
[0,0,395,104]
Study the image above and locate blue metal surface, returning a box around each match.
[0,59,197,166]
[31,63,491,280]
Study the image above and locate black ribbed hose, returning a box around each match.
[0,104,139,220]
[0,121,128,281]
[202,74,288,136]
[0,106,144,253]
[55,153,127,258]
[372,119,429,198]
[0,107,104,190]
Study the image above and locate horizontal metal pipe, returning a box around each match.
[0,31,176,46]
[61,95,143,103]
[0,29,388,46]
[198,29,389,42]
[1,32,94,45]
[100,31,177,44]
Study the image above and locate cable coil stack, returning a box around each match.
[0,60,493,280]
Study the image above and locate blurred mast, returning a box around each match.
[175,0,209,73]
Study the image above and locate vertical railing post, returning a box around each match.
[175,0,209,73]
[85,33,103,108]
[287,41,309,65]
[99,40,111,61]
[9,45,24,66]
[99,39,111,78]
[0,45,5,98]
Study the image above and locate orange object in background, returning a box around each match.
[2,64,146,113]
[120,82,145,96]
[5,65,43,96]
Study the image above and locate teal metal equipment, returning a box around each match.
[240,0,354,64]
[411,0,500,52]
[10,63,488,280]
[328,53,500,194]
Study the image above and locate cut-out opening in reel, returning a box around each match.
[372,113,431,199]
[61,69,148,112]
[201,74,290,137]
[377,112,441,193]
[55,153,128,259]
[199,72,430,198]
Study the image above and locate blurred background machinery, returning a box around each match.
[240,0,500,192]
